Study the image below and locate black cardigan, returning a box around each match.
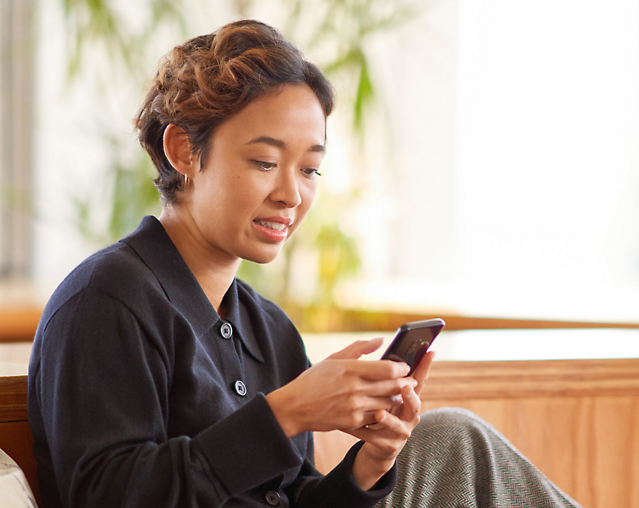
[28,216,395,508]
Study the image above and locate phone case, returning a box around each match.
[381,318,445,373]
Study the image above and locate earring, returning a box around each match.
[184,173,189,188]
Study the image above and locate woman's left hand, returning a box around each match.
[346,350,436,491]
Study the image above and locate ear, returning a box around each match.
[163,124,197,177]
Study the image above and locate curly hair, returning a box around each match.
[134,20,335,205]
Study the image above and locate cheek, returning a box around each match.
[204,172,263,213]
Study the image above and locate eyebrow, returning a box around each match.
[246,136,325,154]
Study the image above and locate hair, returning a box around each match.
[134,20,334,205]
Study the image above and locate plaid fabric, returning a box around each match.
[375,408,583,508]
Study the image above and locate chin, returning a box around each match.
[242,246,283,265]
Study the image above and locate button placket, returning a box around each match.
[216,320,247,398]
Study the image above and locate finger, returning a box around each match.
[321,358,410,382]
[348,410,410,443]
[346,424,380,442]
[375,409,408,433]
[395,384,422,422]
[338,395,405,427]
[343,414,389,441]
[411,350,436,397]
[328,338,384,360]
[346,399,407,432]
[357,376,417,399]
[359,392,407,414]
[343,426,371,441]
[354,360,411,381]
[345,409,385,431]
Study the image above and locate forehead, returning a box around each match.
[212,84,327,149]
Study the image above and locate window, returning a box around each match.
[335,0,639,324]
[0,0,35,279]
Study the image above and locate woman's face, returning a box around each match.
[184,83,326,265]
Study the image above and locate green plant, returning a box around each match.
[279,0,416,134]
[74,136,162,245]
[61,0,186,78]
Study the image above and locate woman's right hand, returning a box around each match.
[265,339,416,438]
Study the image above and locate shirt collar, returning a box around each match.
[121,216,265,363]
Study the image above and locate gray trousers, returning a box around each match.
[375,408,583,508]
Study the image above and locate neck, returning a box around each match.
[159,208,241,314]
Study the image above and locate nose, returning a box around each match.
[270,166,302,208]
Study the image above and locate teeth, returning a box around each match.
[256,220,287,231]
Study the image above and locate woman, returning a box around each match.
[28,20,581,508]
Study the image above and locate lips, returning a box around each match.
[254,219,288,231]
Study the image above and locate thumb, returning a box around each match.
[328,338,384,360]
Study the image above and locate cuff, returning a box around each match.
[193,393,302,496]
[320,441,397,505]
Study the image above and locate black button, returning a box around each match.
[234,380,247,396]
[265,491,280,505]
[220,322,233,339]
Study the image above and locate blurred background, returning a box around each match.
[2,0,639,336]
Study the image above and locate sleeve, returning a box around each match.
[246,291,398,508]
[284,439,397,508]
[34,287,305,508]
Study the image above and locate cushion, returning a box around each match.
[0,448,37,507]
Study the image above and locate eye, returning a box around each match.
[252,160,276,171]
[301,168,322,177]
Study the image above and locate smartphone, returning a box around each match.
[381,318,445,374]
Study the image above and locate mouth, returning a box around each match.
[254,219,289,232]
[252,217,294,243]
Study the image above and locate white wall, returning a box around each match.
[455,0,639,320]
[342,0,639,323]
